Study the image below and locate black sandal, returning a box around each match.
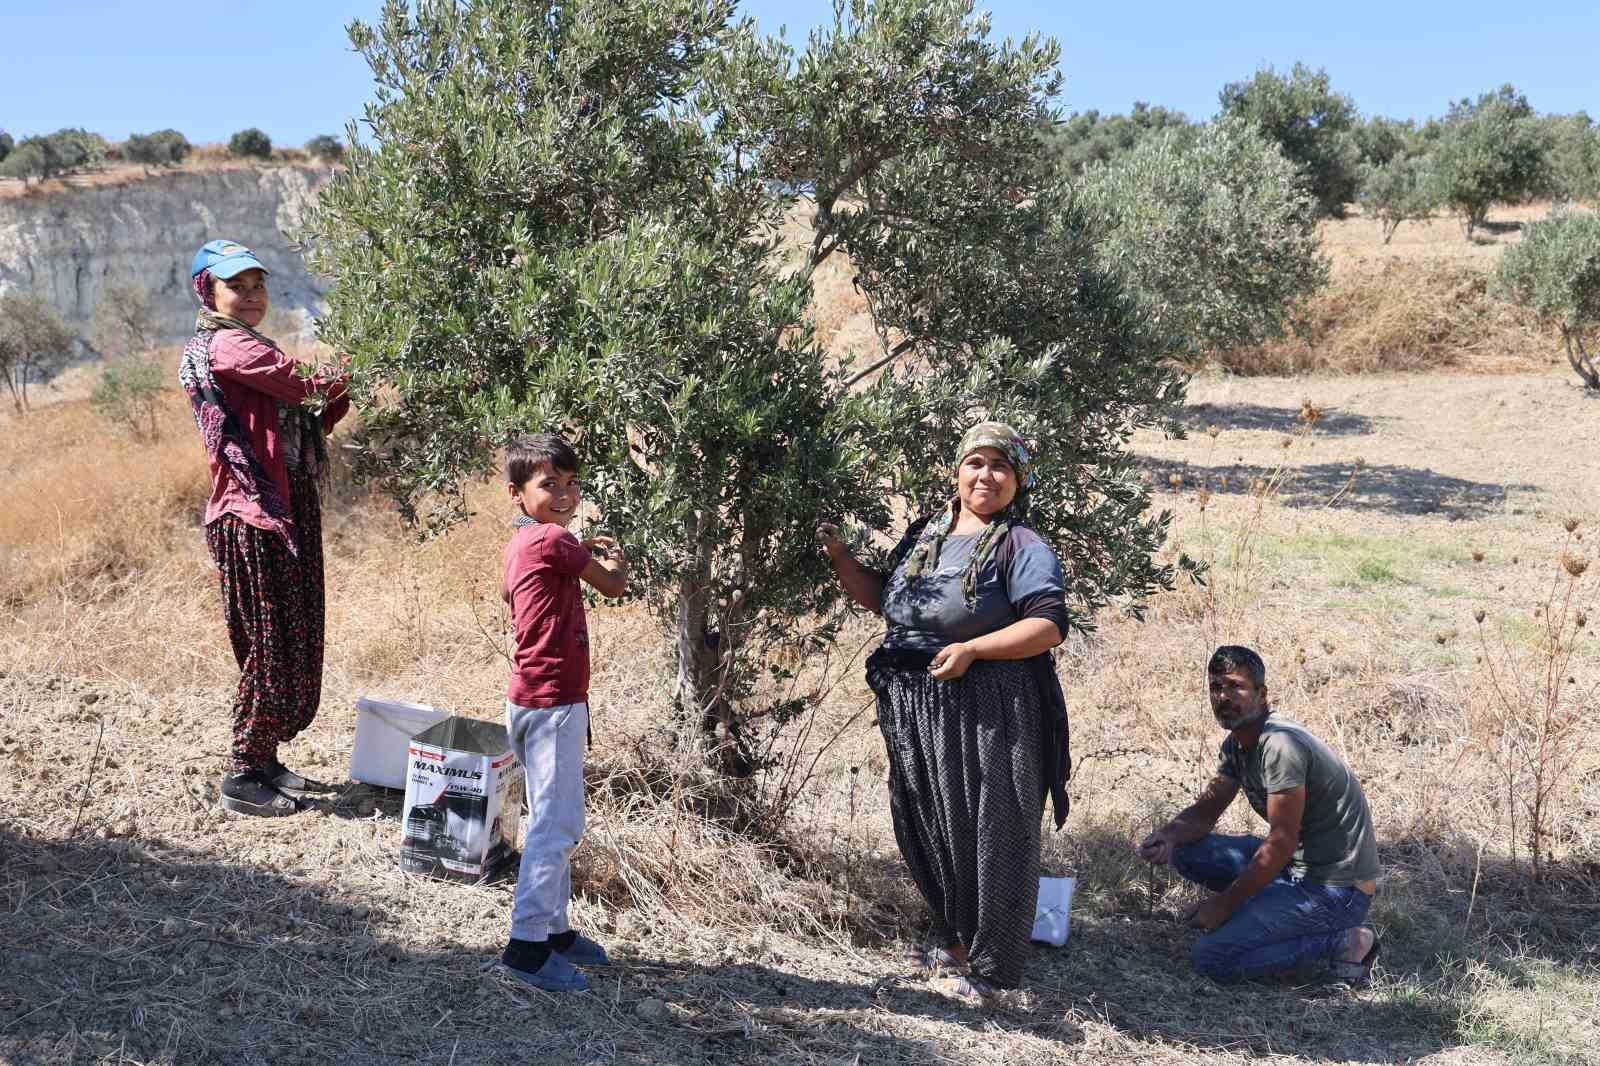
[1328,929,1381,987]
[265,759,335,800]
[219,770,300,817]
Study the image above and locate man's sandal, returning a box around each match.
[1328,929,1381,988]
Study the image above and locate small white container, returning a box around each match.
[1031,876,1076,947]
[350,697,451,790]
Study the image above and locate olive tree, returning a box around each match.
[309,0,1315,768]
[1431,86,1550,238]
[1494,210,1600,390]
[305,135,345,162]
[1546,112,1599,204]
[1074,117,1328,358]
[228,128,273,159]
[1359,155,1439,244]
[1043,102,1192,175]
[0,294,77,411]
[124,129,191,166]
[1219,63,1360,219]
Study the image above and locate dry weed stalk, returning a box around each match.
[1189,401,1328,649]
[1469,523,1599,882]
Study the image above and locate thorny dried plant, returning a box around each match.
[1469,522,1599,882]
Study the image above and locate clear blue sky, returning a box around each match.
[2,1,1595,146]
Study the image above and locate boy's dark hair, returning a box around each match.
[1208,645,1266,688]
[505,433,579,486]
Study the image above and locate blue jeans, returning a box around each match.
[1173,833,1371,982]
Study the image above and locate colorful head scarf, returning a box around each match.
[901,421,1034,608]
[177,257,321,554]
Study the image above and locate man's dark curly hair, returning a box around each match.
[1208,645,1266,688]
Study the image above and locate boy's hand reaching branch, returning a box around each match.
[579,535,628,599]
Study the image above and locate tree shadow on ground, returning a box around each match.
[1181,401,1382,437]
[810,830,1460,1064]
[0,826,978,1066]
[1142,455,1533,519]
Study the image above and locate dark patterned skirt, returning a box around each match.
[873,656,1044,988]
[204,471,326,773]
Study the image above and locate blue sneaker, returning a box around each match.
[555,933,610,967]
[503,952,589,992]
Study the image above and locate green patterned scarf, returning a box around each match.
[900,422,1034,608]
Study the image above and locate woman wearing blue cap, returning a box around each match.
[180,239,350,816]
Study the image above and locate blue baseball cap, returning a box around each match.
[191,239,269,279]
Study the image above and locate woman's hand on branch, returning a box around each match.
[815,521,847,560]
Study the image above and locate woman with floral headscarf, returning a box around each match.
[817,422,1070,1001]
[180,240,349,817]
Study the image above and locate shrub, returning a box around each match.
[1075,116,1328,359]
[90,281,160,359]
[1218,63,1361,218]
[1359,156,1439,243]
[305,134,344,162]
[0,128,107,182]
[228,127,273,159]
[91,359,167,441]
[1430,85,1550,238]
[1493,208,1600,389]
[124,129,191,166]
[0,293,77,411]
[309,0,1212,768]
[0,130,11,164]
[1044,102,1192,174]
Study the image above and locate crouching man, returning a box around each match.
[1137,646,1381,985]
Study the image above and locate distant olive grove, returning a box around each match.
[1043,68,1598,239]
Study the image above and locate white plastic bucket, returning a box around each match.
[350,697,451,790]
[1031,876,1075,947]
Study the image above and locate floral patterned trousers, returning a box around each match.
[204,472,326,773]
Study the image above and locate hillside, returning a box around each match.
[0,161,333,350]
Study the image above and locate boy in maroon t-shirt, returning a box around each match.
[498,433,627,993]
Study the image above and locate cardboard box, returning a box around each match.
[350,697,451,790]
[400,717,523,881]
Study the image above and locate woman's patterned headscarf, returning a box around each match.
[177,259,322,554]
[901,421,1034,608]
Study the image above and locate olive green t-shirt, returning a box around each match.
[1216,716,1380,885]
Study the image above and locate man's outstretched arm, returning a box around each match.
[1190,785,1306,930]
[1138,775,1240,865]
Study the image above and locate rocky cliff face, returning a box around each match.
[0,165,332,350]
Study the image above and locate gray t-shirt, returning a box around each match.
[1216,716,1380,885]
[880,526,1065,651]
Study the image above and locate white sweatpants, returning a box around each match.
[505,699,588,942]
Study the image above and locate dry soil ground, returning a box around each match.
[1,204,1597,1064]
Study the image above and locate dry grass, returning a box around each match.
[4,207,1600,1064]
[1223,260,1557,376]
[4,372,1599,1065]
